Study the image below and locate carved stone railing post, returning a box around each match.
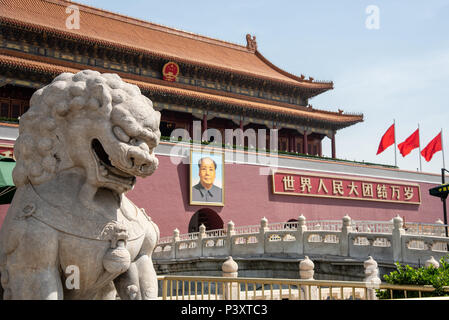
[392,215,404,263]
[435,219,445,236]
[199,224,206,257]
[227,221,235,236]
[364,256,381,300]
[260,217,269,254]
[199,224,206,239]
[173,228,180,241]
[173,228,180,259]
[340,215,352,256]
[222,256,239,300]
[227,221,235,256]
[296,215,307,255]
[299,256,318,300]
[425,256,440,268]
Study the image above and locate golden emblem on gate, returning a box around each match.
[162,61,180,82]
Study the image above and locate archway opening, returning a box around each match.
[188,208,223,233]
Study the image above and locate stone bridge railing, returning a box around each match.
[153,215,449,265]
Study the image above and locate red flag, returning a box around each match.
[421,132,442,162]
[398,129,420,157]
[376,123,395,155]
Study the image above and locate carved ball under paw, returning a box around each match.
[102,242,131,274]
[126,285,139,300]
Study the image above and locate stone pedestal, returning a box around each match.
[299,256,318,300]
[364,256,381,300]
[222,256,239,300]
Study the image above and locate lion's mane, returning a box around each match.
[13,70,156,187]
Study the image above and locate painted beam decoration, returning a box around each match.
[272,170,421,205]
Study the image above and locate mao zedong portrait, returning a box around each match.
[192,157,223,203]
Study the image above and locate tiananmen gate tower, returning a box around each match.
[0,0,446,236]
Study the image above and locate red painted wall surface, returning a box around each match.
[127,155,444,237]
[0,155,442,236]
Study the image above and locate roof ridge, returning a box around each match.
[255,50,333,86]
[294,107,363,120]
[44,0,251,52]
[1,17,333,90]
[306,105,363,118]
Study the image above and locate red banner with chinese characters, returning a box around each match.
[272,170,421,205]
[0,144,14,159]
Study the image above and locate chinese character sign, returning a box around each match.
[0,145,14,159]
[272,170,421,205]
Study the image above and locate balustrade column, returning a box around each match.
[259,217,269,255]
[296,215,307,255]
[227,221,235,256]
[199,224,206,239]
[392,215,404,263]
[340,215,352,256]
[425,256,440,268]
[199,224,206,257]
[172,228,180,260]
[435,219,445,236]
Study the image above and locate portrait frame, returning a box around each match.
[189,148,225,206]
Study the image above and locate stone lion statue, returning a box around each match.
[0,70,161,300]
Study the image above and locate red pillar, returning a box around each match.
[202,113,207,141]
[188,121,192,141]
[318,138,322,157]
[331,132,336,158]
[303,132,308,154]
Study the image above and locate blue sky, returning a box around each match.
[77,0,449,175]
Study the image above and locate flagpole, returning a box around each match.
[442,128,446,169]
[418,123,422,172]
[393,119,397,167]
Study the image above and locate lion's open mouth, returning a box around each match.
[91,139,136,186]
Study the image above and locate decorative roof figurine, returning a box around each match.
[246,33,258,52]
